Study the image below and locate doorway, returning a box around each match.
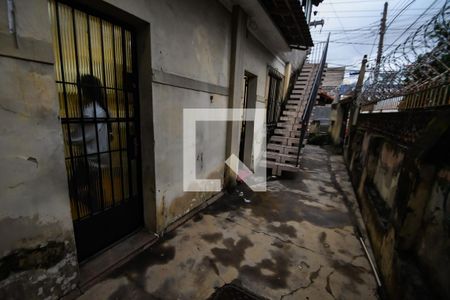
[49,1,143,261]
[266,71,282,139]
[239,72,257,169]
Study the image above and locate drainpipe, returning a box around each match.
[224,6,247,189]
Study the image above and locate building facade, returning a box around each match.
[0,0,318,298]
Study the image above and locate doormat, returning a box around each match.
[208,284,266,300]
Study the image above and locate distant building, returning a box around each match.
[309,67,345,135]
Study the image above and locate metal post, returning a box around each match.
[374,2,388,82]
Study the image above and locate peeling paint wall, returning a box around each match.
[345,112,450,299]
[0,0,78,299]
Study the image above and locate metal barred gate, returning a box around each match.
[49,0,143,261]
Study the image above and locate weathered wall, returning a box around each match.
[0,0,78,299]
[148,0,231,231]
[329,103,345,145]
[345,111,450,299]
[152,85,228,230]
[103,0,314,234]
[106,0,304,231]
[104,0,232,231]
[0,0,308,298]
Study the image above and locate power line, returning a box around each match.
[329,41,401,46]
[314,28,420,32]
[359,1,449,103]
[328,2,365,55]
[316,13,436,18]
[317,8,435,12]
[384,0,441,53]
[319,0,390,4]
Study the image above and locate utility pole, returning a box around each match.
[355,55,368,98]
[344,54,368,153]
[374,2,388,82]
[351,54,368,126]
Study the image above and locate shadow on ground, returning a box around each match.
[78,145,378,300]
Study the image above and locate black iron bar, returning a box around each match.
[111,25,126,204]
[65,149,128,160]
[72,7,92,218]
[87,13,105,211]
[130,32,142,200]
[56,80,136,90]
[100,18,116,206]
[55,2,81,220]
[61,117,129,123]
[122,28,133,200]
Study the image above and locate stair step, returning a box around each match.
[282,111,301,117]
[267,161,299,176]
[266,152,300,165]
[269,135,301,147]
[285,104,303,110]
[265,62,319,175]
[276,123,302,130]
[290,93,307,98]
[285,101,306,112]
[274,129,301,138]
[276,123,294,130]
[280,116,302,123]
[287,98,305,103]
[267,143,300,155]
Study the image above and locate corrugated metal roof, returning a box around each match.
[259,0,314,48]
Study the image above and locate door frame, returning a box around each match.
[51,0,157,261]
[240,71,257,169]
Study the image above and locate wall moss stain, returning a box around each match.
[346,114,450,299]
[0,241,65,281]
[0,243,78,300]
[157,166,224,231]
[0,217,78,299]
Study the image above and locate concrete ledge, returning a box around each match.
[0,32,54,65]
[152,69,229,96]
[77,230,157,293]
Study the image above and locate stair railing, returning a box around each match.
[272,54,309,139]
[295,34,330,166]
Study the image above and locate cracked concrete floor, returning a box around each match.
[78,145,379,300]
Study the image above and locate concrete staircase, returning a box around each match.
[266,63,325,176]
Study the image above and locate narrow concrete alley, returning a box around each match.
[78,145,378,300]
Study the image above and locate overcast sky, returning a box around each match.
[309,0,446,82]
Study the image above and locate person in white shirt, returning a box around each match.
[70,74,111,213]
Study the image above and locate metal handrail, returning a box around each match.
[278,56,308,124]
[295,34,330,166]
